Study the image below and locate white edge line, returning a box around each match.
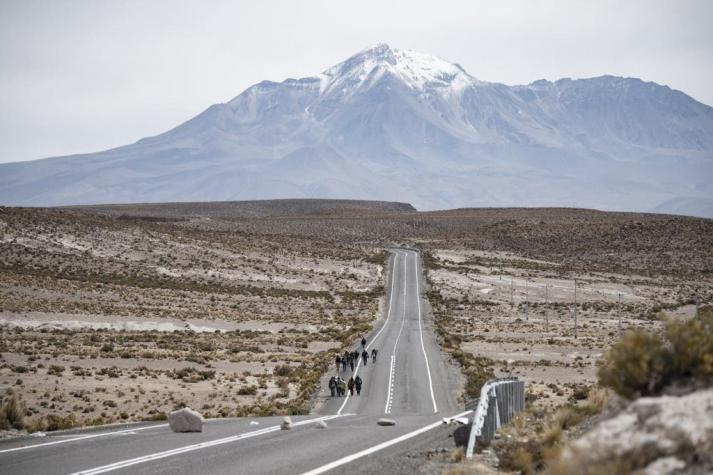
[69,414,344,475]
[337,251,400,415]
[300,410,473,475]
[0,424,169,454]
[414,252,438,413]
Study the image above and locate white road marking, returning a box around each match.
[384,254,407,414]
[385,355,396,413]
[0,424,169,454]
[300,410,473,475]
[337,251,400,415]
[414,252,438,413]
[68,414,344,475]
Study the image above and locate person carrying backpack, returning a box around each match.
[347,377,355,396]
[371,348,378,363]
[328,376,337,397]
[361,336,367,349]
[361,349,369,366]
[338,377,347,396]
[354,375,362,395]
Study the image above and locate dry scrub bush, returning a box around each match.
[598,305,713,399]
[0,393,24,430]
[496,387,610,474]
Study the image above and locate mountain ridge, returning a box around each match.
[1,44,712,217]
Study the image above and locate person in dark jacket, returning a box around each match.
[361,336,367,348]
[371,348,378,362]
[328,376,337,397]
[361,349,369,366]
[354,375,363,395]
[335,355,341,373]
[347,377,355,396]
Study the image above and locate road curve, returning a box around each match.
[0,249,462,475]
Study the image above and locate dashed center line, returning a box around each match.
[384,253,407,414]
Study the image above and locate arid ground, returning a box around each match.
[1,201,711,436]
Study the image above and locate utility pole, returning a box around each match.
[510,277,514,318]
[573,279,578,339]
[617,292,622,336]
[545,284,549,333]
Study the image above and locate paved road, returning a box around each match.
[0,249,465,475]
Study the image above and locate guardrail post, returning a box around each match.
[517,381,525,411]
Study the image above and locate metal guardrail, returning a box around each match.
[465,377,525,459]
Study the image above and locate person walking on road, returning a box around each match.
[349,355,355,372]
[347,376,355,396]
[335,355,341,373]
[355,375,362,395]
[328,376,337,397]
[371,348,378,363]
[361,336,367,349]
[336,376,346,396]
[361,349,369,366]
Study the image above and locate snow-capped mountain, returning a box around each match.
[2,43,713,217]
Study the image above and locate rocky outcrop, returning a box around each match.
[168,407,204,433]
[562,388,713,473]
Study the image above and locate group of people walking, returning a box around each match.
[328,335,379,398]
[328,374,362,397]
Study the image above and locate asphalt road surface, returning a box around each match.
[0,249,467,475]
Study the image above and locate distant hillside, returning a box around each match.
[67,198,416,219]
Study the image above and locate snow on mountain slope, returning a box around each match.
[1,44,712,217]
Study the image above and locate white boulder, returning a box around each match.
[168,407,204,433]
[281,416,293,430]
[315,420,328,429]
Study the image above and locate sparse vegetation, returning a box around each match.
[0,392,25,430]
[598,305,713,398]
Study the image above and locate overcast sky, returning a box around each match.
[1,0,712,164]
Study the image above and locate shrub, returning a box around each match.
[598,306,713,399]
[174,367,215,382]
[0,394,25,430]
[237,385,258,396]
[665,306,713,380]
[273,365,293,377]
[47,365,66,376]
[597,329,666,398]
[45,414,76,431]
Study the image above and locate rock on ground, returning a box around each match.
[281,416,293,430]
[377,418,396,426]
[168,407,204,433]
